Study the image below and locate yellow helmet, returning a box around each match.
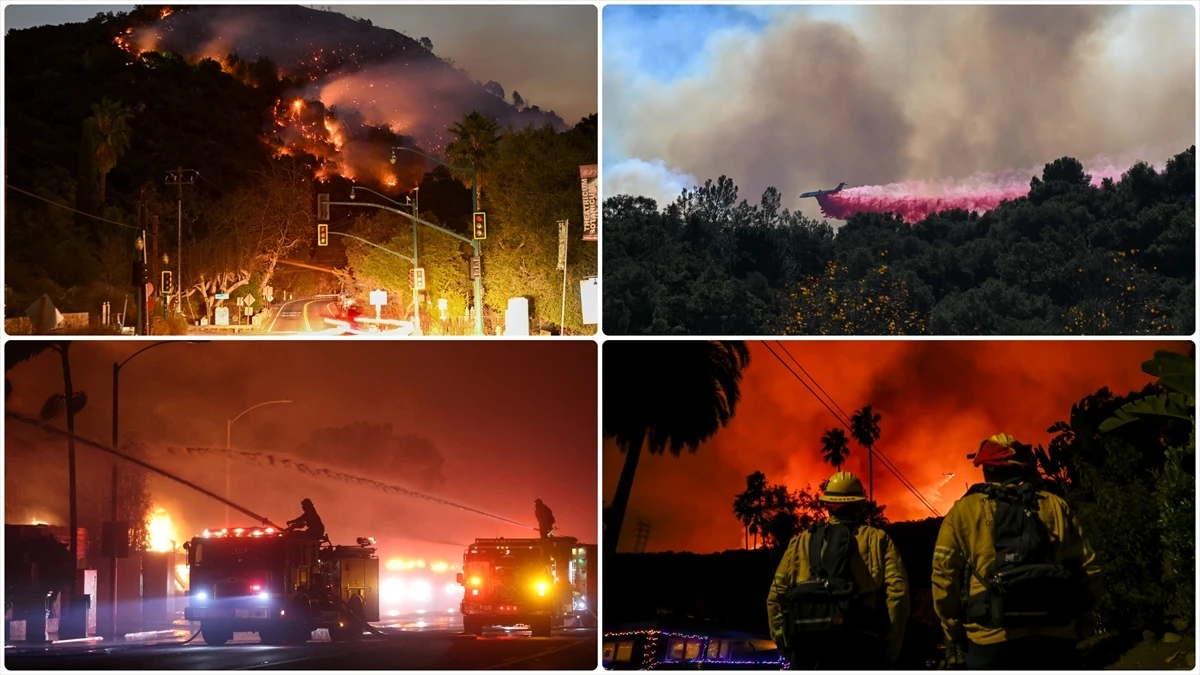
[821,471,866,503]
[967,433,1035,468]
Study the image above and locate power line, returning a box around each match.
[773,341,939,515]
[762,341,940,517]
[6,183,156,236]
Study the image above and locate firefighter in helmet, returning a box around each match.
[286,498,326,540]
[767,471,910,669]
[534,499,556,538]
[932,434,1101,669]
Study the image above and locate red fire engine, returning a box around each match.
[458,537,595,637]
[182,526,380,646]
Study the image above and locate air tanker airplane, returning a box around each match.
[799,182,847,199]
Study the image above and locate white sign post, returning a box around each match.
[580,276,599,326]
[557,220,569,333]
[369,289,388,321]
[214,307,230,326]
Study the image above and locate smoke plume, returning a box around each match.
[606,5,1195,214]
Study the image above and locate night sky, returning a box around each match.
[603,340,1193,554]
[5,340,597,563]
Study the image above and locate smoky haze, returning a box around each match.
[605,5,1196,211]
[5,341,597,563]
[136,5,572,153]
[602,340,1191,554]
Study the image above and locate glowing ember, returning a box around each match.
[147,507,179,552]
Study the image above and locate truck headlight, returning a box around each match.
[257,592,269,601]
[195,591,209,602]
[535,582,549,597]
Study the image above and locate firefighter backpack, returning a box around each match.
[963,481,1081,629]
[781,523,873,639]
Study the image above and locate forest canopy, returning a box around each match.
[603,148,1196,336]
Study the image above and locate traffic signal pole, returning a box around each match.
[326,197,485,336]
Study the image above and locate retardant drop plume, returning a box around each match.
[813,156,1162,223]
[602,340,1191,554]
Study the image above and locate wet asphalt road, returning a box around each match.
[5,626,597,670]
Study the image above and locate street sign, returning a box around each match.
[243,306,254,316]
[580,164,598,241]
[317,223,329,247]
[438,298,449,320]
[264,286,274,303]
[236,296,245,306]
[161,270,174,295]
[146,283,155,299]
[557,220,569,271]
[214,307,230,326]
[410,268,426,291]
[369,289,388,307]
[215,293,230,300]
[472,211,487,240]
[244,293,256,306]
[470,256,482,280]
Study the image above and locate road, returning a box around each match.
[4,625,596,670]
[267,297,339,333]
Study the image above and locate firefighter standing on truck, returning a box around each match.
[534,499,556,538]
[767,471,910,669]
[286,498,326,540]
[932,434,1102,669]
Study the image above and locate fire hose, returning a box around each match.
[5,411,284,529]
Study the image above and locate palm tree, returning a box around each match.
[445,111,500,207]
[733,471,767,549]
[850,405,882,499]
[603,340,751,556]
[86,98,133,204]
[6,341,88,636]
[820,428,851,469]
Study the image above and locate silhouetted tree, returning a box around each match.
[445,111,500,207]
[820,427,851,469]
[850,405,882,499]
[418,36,433,51]
[733,471,768,549]
[603,341,751,556]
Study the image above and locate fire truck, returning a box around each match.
[182,526,380,646]
[458,537,595,637]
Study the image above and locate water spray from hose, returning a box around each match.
[7,411,283,529]
[6,410,535,532]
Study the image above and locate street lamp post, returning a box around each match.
[225,400,293,526]
[391,146,483,336]
[111,340,203,637]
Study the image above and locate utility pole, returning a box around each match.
[633,520,651,553]
[165,169,198,314]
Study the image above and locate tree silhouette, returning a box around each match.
[445,111,500,206]
[820,427,851,469]
[86,98,133,204]
[603,341,751,556]
[733,471,768,549]
[850,405,882,499]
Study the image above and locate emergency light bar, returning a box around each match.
[199,526,280,538]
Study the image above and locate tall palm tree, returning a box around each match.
[445,111,500,206]
[820,428,851,469]
[87,98,133,204]
[603,340,751,556]
[733,471,767,549]
[850,405,882,499]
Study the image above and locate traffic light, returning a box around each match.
[410,267,426,291]
[472,211,487,241]
[161,271,174,295]
[317,193,330,220]
[317,223,329,247]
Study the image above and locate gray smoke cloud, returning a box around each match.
[605,5,1196,210]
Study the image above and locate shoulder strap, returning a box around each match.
[807,524,828,578]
